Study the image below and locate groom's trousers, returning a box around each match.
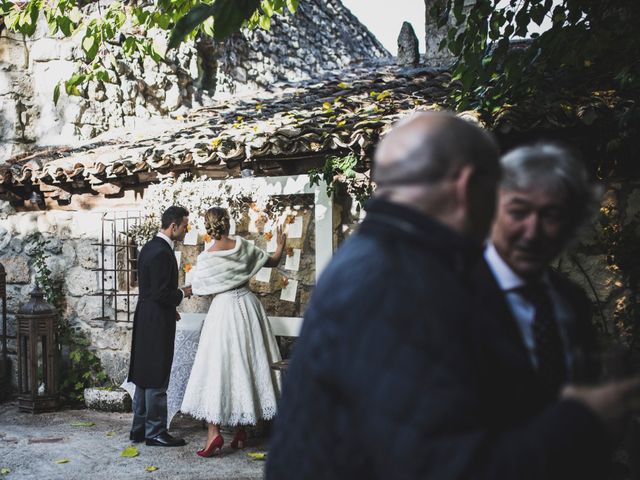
[131,382,168,438]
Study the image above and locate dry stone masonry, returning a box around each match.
[0,0,388,160]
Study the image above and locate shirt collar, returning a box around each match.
[156,232,174,250]
[484,243,550,291]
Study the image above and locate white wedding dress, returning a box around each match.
[180,237,282,426]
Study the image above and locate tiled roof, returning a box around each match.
[0,61,629,201]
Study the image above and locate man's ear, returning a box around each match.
[453,164,475,208]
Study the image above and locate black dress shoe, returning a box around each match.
[129,431,145,443]
[145,432,186,447]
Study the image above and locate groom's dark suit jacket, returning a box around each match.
[128,236,183,388]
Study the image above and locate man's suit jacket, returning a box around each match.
[471,259,601,425]
[128,236,183,388]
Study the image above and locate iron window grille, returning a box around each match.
[92,211,142,322]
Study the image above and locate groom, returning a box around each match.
[128,206,193,447]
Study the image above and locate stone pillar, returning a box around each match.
[424,0,474,68]
[424,0,455,68]
[397,22,420,67]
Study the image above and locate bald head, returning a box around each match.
[372,111,501,242]
[374,111,499,189]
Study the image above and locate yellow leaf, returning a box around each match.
[211,138,222,148]
[247,452,267,460]
[121,446,139,458]
[54,458,70,464]
[236,115,244,122]
[255,103,263,109]
[376,90,391,101]
[106,431,116,437]
[322,102,333,112]
[70,422,95,427]
[337,82,350,89]
[1,468,11,475]
[145,465,159,472]
[336,120,346,127]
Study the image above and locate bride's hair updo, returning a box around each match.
[204,207,231,240]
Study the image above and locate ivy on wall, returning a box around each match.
[31,234,110,405]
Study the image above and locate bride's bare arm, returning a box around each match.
[264,225,287,267]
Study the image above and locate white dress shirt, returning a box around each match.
[156,232,184,302]
[484,243,573,371]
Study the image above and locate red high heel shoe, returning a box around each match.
[230,428,247,449]
[197,434,223,457]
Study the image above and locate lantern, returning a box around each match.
[16,285,59,412]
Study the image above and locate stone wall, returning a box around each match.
[558,181,640,353]
[422,0,474,67]
[0,0,388,161]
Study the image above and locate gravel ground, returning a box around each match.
[0,402,267,480]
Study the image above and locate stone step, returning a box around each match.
[83,387,132,413]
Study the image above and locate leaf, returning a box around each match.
[285,0,299,12]
[1,468,10,475]
[247,452,267,460]
[70,421,95,427]
[106,431,116,437]
[258,14,271,30]
[53,83,61,106]
[169,3,217,49]
[169,0,261,48]
[54,458,70,464]
[261,0,274,17]
[121,446,139,458]
[145,465,158,472]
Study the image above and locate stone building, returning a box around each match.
[0,0,637,406]
[0,0,388,160]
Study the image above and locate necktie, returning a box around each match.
[517,283,567,397]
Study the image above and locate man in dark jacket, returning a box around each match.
[128,206,192,447]
[266,112,640,479]
[474,144,601,408]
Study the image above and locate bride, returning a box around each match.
[181,206,286,457]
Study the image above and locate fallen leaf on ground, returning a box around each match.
[54,458,70,464]
[121,446,139,458]
[1,467,10,475]
[145,465,158,472]
[70,421,95,427]
[247,452,267,460]
[106,431,116,437]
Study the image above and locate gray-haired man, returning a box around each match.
[474,143,640,477]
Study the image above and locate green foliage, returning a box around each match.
[0,0,300,103]
[30,233,110,405]
[60,329,110,405]
[309,152,372,210]
[32,236,64,315]
[434,0,640,113]
[598,204,640,352]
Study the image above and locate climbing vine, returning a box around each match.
[0,0,300,103]
[309,152,373,211]
[31,234,110,405]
